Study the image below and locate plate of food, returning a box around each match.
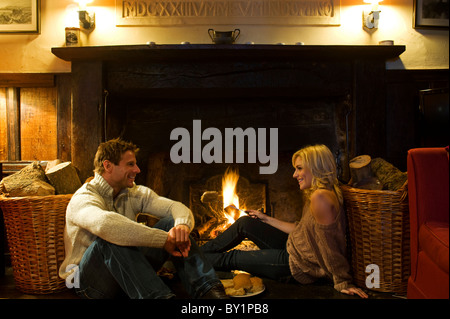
[221,273,265,297]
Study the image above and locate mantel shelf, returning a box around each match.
[52,44,405,63]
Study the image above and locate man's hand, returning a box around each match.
[163,225,191,258]
[173,224,191,257]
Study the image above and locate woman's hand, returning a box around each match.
[247,210,268,222]
[246,210,296,234]
[341,287,369,298]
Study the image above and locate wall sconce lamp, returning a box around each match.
[363,0,382,29]
[76,0,95,30]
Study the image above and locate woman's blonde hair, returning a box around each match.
[292,144,343,205]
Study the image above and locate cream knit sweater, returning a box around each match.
[59,173,194,280]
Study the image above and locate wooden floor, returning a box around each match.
[0,266,403,300]
[0,267,77,299]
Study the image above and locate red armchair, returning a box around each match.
[407,147,449,299]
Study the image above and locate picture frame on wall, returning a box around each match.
[414,0,449,29]
[0,0,40,33]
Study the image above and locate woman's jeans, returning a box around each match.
[200,216,292,281]
[76,216,220,299]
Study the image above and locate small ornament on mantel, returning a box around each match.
[65,27,81,47]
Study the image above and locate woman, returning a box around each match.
[201,144,368,298]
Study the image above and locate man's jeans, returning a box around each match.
[75,216,220,299]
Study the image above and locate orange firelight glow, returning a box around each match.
[222,167,247,225]
[197,167,248,239]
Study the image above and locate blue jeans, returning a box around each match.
[200,216,292,281]
[76,216,221,299]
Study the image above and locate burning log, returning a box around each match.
[224,204,248,221]
[195,216,230,239]
[200,191,222,203]
[190,167,266,239]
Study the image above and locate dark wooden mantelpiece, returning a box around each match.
[52,44,405,181]
[52,44,405,62]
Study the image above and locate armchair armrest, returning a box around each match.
[407,147,449,279]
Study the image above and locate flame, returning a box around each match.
[222,167,240,210]
[197,167,248,239]
[222,167,247,224]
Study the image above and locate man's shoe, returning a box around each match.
[200,284,230,299]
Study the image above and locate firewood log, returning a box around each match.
[0,162,55,196]
[45,159,63,173]
[45,161,82,194]
[349,155,382,190]
[371,158,407,191]
[349,155,372,183]
[201,191,222,203]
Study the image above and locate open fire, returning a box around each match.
[221,167,248,224]
[195,167,248,238]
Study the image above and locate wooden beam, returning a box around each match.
[51,44,406,63]
[353,59,387,159]
[56,74,72,162]
[5,87,20,160]
[71,62,104,181]
[0,74,55,88]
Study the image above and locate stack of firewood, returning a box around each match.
[348,155,407,191]
[0,160,82,197]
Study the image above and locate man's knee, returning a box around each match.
[88,237,109,253]
[152,216,174,231]
[88,237,138,257]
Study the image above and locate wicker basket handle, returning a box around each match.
[398,180,408,202]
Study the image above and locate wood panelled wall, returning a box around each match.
[0,70,448,171]
[385,69,449,171]
[0,74,71,163]
[0,89,6,160]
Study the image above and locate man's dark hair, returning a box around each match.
[93,138,139,175]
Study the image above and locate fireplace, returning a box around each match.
[52,44,405,223]
[110,91,351,222]
[189,167,267,239]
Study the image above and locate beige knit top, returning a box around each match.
[286,203,355,292]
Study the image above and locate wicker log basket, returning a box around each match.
[0,194,72,294]
[341,182,410,296]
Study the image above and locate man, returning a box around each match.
[59,138,227,299]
